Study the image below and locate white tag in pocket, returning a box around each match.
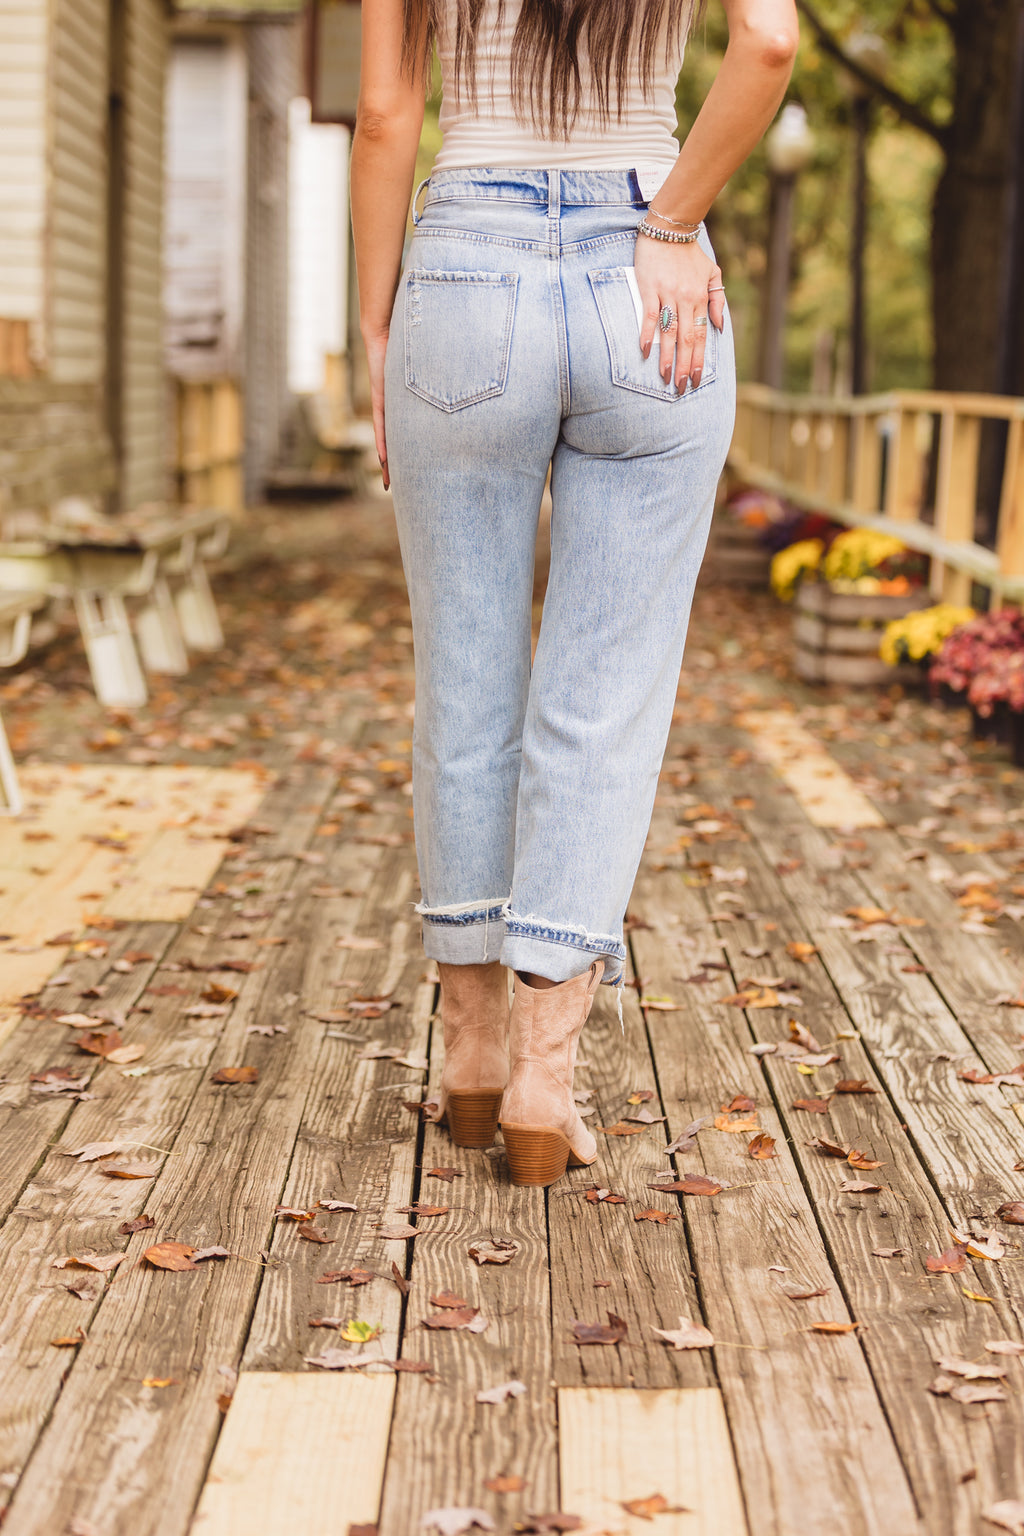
[624,268,658,353]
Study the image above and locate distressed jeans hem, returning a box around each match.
[500,912,625,986]
[418,900,507,965]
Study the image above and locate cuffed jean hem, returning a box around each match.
[417,899,507,965]
[500,909,626,986]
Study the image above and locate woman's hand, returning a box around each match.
[634,236,726,393]
[363,325,390,490]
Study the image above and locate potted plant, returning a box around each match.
[930,609,1024,753]
[771,527,930,685]
[879,603,975,686]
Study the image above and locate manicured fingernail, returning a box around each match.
[691,369,702,386]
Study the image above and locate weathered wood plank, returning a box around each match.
[653,774,1024,1533]
[191,1373,396,1536]
[377,1037,558,1533]
[548,982,713,1392]
[558,1386,748,1536]
[631,847,922,1536]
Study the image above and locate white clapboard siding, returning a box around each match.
[0,0,48,339]
[286,96,348,396]
[50,0,109,384]
[121,0,169,507]
[164,34,247,380]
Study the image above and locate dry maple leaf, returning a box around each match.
[318,1200,358,1213]
[303,1348,374,1371]
[426,1167,464,1182]
[650,1174,722,1197]
[297,1225,333,1244]
[210,1065,258,1085]
[634,1208,679,1224]
[598,1121,645,1137]
[620,1494,689,1520]
[430,1290,468,1308]
[377,1223,420,1241]
[833,1080,878,1095]
[64,1141,126,1162]
[809,1137,849,1159]
[50,1328,87,1347]
[475,1379,527,1405]
[786,942,818,964]
[664,1117,708,1154]
[651,1317,714,1350]
[570,1312,628,1346]
[390,1359,434,1373]
[872,1247,906,1259]
[318,1268,377,1286]
[792,1098,831,1114]
[468,1239,518,1265]
[808,1320,862,1334]
[584,1187,625,1204]
[144,1241,198,1272]
[74,1028,124,1057]
[926,1248,967,1274]
[788,1020,821,1053]
[396,1204,449,1217]
[52,1252,125,1273]
[996,1202,1024,1225]
[720,1094,755,1114]
[840,1179,882,1194]
[748,1133,778,1160]
[276,1206,315,1221]
[423,1307,481,1331]
[936,1356,1008,1380]
[986,1340,1024,1356]
[390,1261,411,1295]
[193,1246,231,1262]
[713,1113,760,1134]
[484,1474,526,1494]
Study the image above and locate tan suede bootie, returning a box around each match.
[499,961,603,1186]
[431,962,510,1148]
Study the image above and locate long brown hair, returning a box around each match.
[402,0,705,138]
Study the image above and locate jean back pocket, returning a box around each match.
[404,269,519,412]
[588,267,718,400]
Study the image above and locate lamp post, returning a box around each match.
[844,31,888,396]
[759,103,816,389]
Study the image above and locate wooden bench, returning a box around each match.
[0,507,229,709]
[0,589,47,813]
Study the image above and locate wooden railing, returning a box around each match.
[729,383,1024,606]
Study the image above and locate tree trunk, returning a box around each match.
[931,0,1024,395]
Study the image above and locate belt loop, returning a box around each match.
[548,169,560,221]
[411,176,430,226]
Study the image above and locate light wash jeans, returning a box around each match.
[385,168,735,988]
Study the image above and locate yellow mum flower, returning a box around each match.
[879,604,975,666]
[770,539,824,601]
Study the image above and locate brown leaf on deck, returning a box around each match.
[808,1137,849,1159]
[376,1223,420,1240]
[468,1239,518,1265]
[833,1080,878,1094]
[997,1202,1024,1225]
[651,1317,714,1350]
[210,1065,258,1084]
[788,1020,821,1053]
[276,1206,315,1221]
[792,1098,831,1114]
[143,1241,198,1272]
[52,1252,125,1272]
[390,1262,410,1295]
[389,1359,434,1373]
[786,941,817,963]
[318,1268,377,1286]
[634,1209,679,1224]
[786,1289,828,1301]
[395,1204,449,1217]
[430,1290,469,1309]
[650,1175,722,1197]
[426,1167,464,1182]
[423,1307,481,1330]
[100,1162,159,1179]
[484,1474,526,1494]
[840,1179,883,1194]
[926,1249,967,1273]
[570,1312,628,1346]
[720,1094,755,1114]
[50,1328,87,1347]
[119,1214,155,1235]
[598,1121,646,1136]
[714,1113,760,1134]
[807,1320,862,1334]
[748,1133,778,1160]
[847,1150,884,1171]
[74,1028,124,1057]
[620,1494,689,1519]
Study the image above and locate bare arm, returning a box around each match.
[635,0,800,388]
[350,0,428,487]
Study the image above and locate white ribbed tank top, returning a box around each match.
[433,0,684,174]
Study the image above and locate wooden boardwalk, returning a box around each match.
[1,504,1024,1536]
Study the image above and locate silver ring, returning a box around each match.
[659,306,676,332]
[693,316,709,328]
[708,285,725,293]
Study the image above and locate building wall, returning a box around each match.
[244,18,300,503]
[120,0,169,508]
[0,0,48,346]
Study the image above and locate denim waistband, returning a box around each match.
[419,168,650,217]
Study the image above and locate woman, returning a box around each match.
[352,0,798,1186]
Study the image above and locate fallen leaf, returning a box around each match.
[833,1080,878,1094]
[484,1474,526,1494]
[396,1204,449,1217]
[475,1379,527,1405]
[792,1098,831,1114]
[64,1141,126,1162]
[570,1313,628,1345]
[141,1377,178,1388]
[962,1287,996,1304]
[319,1200,358,1213]
[720,1094,755,1114]
[118,1215,155,1236]
[376,1224,420,1241]
[598,1121,645,1137]
[426,1167,464,1182]
[390,1359,434,1373]
[847,1150,884,1171]
[74,1028,125,1057]
[786,942,818,964]
[649,1175,722,1197]
[50,1328,87,1347]
[340,1320,382,1343]
[663,1117,708,1154]
[809,1137,849,1159]
[936,1356,1008,1380]
[30,1066,91,1095]
[639,997,680,1011]
[298,1225,334,1244]
[748,1132,778,1160]
[468,1239,519,1265]
[788,1020,821,1053]
[51,1252,125,1273]
[318,1269,377,1286]
[303,1348,374,1371]
[512,1516,583,1534]
[872,1247,906,1258]
[430,1290,468,1309]
[584,1187,625,1204]
[785,1289,829,1301]
[423,1308,482,1331]
[927,1247,970,1271]
[807,1321,862,1334]
[714,1113,760,1134]
[620,1494,689,1520]
[210,1066,258,1084]
[100,1162,159,1179]
[276,1206,315,1221]
[634,1209,679,1224]
[840,1179,883,1194]
[192,1246,231,1262]
[391,1262,411,1295]
[997,1202,1024,1225]
[651,1317,714,1350]
[950,1381,1007,1404]
[143,1241,197,1272]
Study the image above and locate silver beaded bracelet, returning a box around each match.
[636,217,701,244]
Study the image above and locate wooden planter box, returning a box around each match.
[793,582,926,686]
[701,511,772,587]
